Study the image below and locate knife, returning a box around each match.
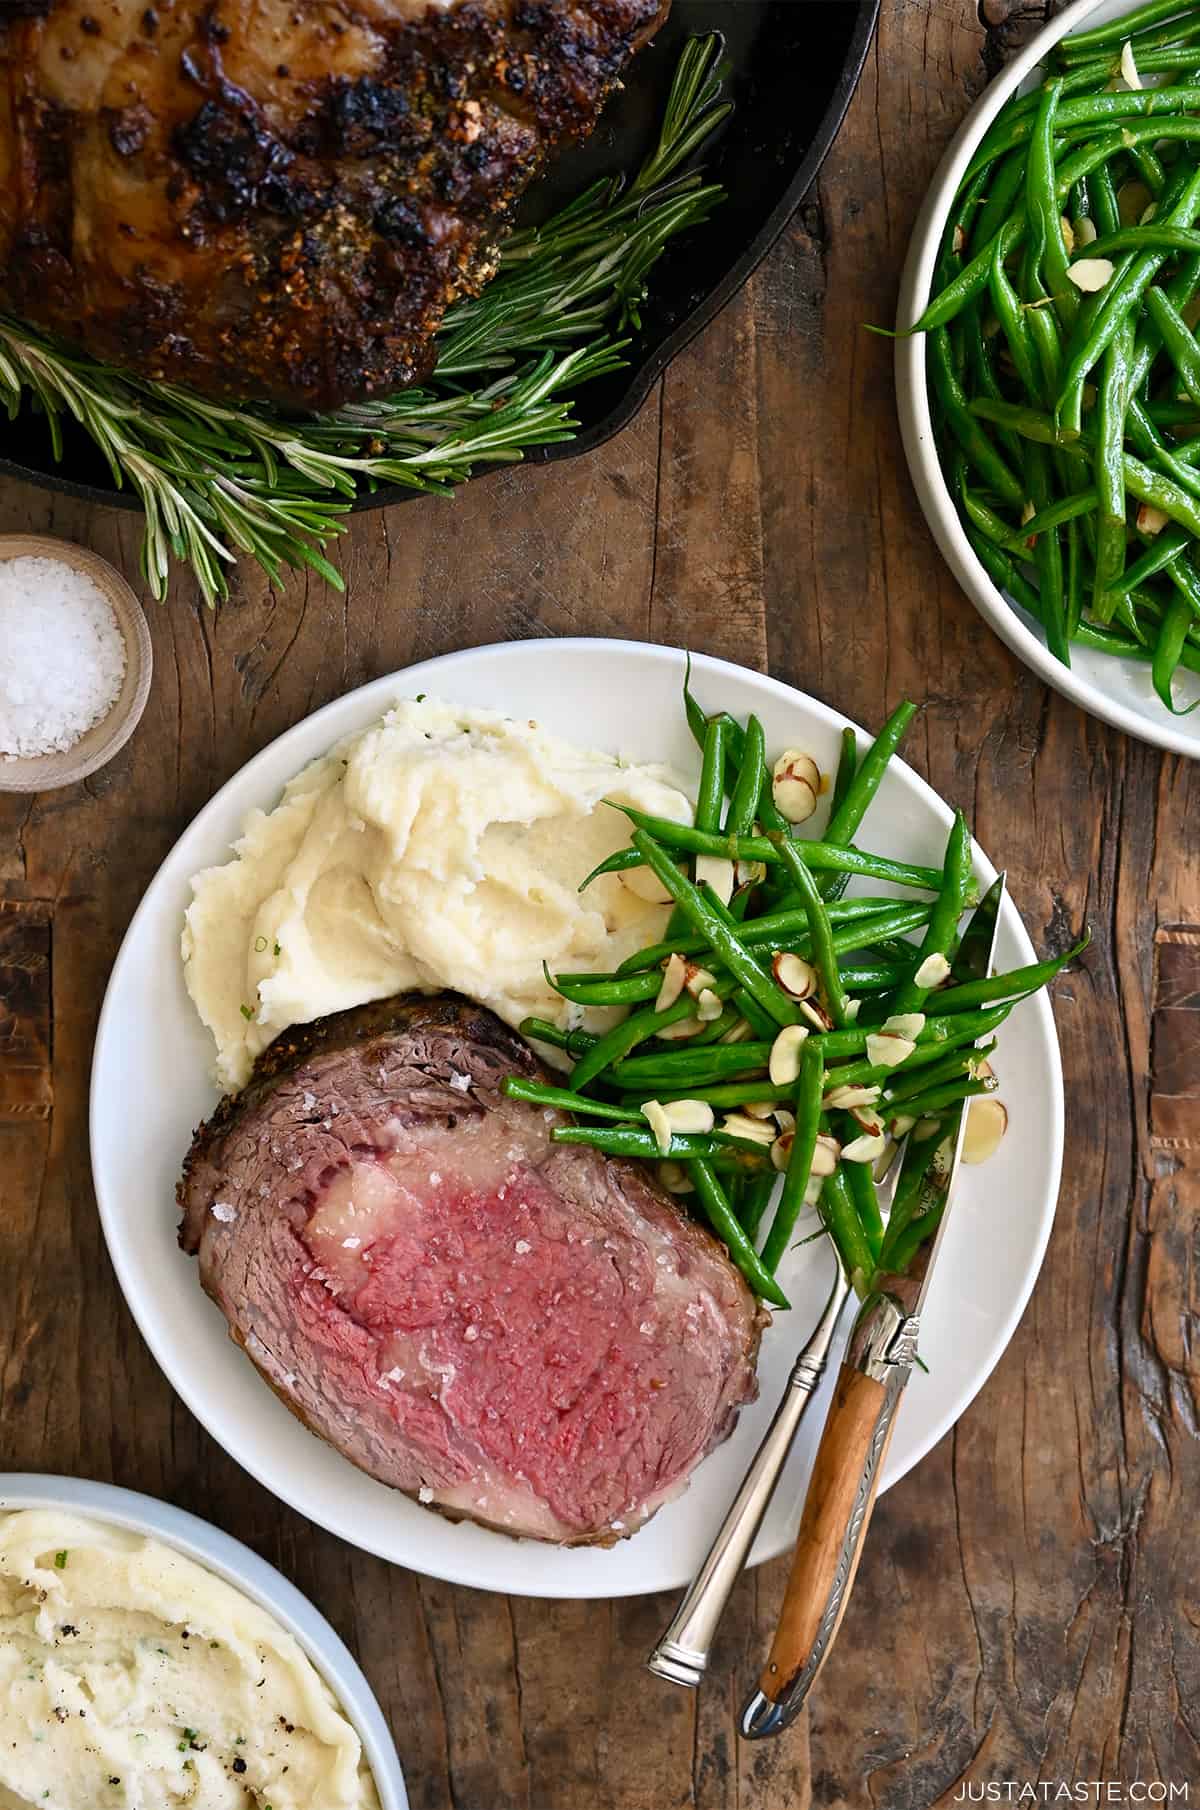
[739,874,1006,1739]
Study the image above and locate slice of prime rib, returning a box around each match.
[178,993,766,1545]
[0,0,668,409]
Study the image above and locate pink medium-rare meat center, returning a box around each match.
[288,1146,736,1535]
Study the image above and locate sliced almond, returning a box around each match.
[952,222,966,255]
[844,997,862,1023]
[1059,214,1075,255]
[1074,215,1098,247]
[1117,178,1152,227]
[772,952,815,998]
[656,951,687,1012]
[841,1131,887,1163]
[849,1105,884,1138]
[798,997,835,1031]
[889,1111,917,1138]
[719,1020,754,1045]
[811,1133,841,1176]
[883,1012,926,1040]
[1120,38,1142,88]
[683,962,717,999]
[770,1130,793,1172]
[772,751,821,824]
[769,1023,809,1085]
[735,858,768,890]
[773,1108,796,1135]
[641,1099,672,1156]
[695,987,724,1023]
[1140,200,1158,225]
[656,1014,704,1041]
[657,1160,694,1194]
[866,1031,918,1069]
[962,1096,1008,1164]
[742,1099,778,1120]
[804,1174,825,1207]
[1067,256,1115,293]
[694,854,734,907]
[721,1112,777,1147]
[1137,502,1170,536]
[911,1115,943,1142]
[823,1083,882,1110]
[914,952,952,990]
[664,1099,715,1136]
[972,1056,995,1082]
[619,864,674,905]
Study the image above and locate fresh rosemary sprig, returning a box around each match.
[0,33,729,606]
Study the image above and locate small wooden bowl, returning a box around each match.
[0,535,152,794]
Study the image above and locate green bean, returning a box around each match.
[614,898,933,975]
[1122,449,1200,538]
[881,1201,945,1278]
[966,397,1080,446]
[816,1167,876,1290]
[687,1158,790,1308]
[552,1124,771,1162]
[1092,315,1135,622]
[693,713,728,838]
[908,215,1026,337]
[841,961,908,992]
[501,1078,638,1121]
[965,86,1200,183]
[1023,441,1071,663]
[611,1042,773,1085]
[770,836,849,1028]
[595,810,947,893]
[550,966,662,1006]
[617,1081,794,1111]
[823,700,917,848]
[999,487,1098,549]
[761,1038,824,1274]
[693,1004,742,1045]
[1099,524,1191,607]
[1057,0,1200,57]
[1153,589,1200,713]
[841,1157,884,1260]
[1085,225,1200,260]
[887,813,974,1015]
[725,713,765,838]
[931,935,1089,1013]
[885,1074,995,1125]
[831,727,857,816]
[519,1017,597,1057]
[1026,79,1078,330]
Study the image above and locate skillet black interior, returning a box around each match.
[0,0,878,511]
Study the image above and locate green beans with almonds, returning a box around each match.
[912,13,1200,702]
[515,680,1077,1304]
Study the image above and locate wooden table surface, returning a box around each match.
[2,1,1198,1804]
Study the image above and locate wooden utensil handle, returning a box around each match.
[758,1358,903,1703]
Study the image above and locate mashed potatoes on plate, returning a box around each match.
[184,697,692,1091]
[0,1509,379,1810]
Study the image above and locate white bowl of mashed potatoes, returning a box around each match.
[0,1474,407,1810]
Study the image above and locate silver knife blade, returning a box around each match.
[909,871,1007,1318]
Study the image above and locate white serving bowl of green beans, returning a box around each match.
[90,639,1065,1599]
[897,0,1200,754]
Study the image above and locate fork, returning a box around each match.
[645,1145,906,1690]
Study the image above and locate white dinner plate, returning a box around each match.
[896,0,1200,755]
[91,640,1064,1598]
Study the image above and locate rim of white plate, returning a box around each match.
[895,0,1200,757]
[0,1473,407,1809]
[90,639,1064,1596]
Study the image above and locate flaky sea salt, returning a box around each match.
[0,556,126,758]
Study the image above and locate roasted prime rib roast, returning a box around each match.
[178,993,766,1544]
[0,0,668,408]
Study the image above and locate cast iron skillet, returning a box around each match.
[0,0,878,510]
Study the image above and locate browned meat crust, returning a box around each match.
[0,0,669,408]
